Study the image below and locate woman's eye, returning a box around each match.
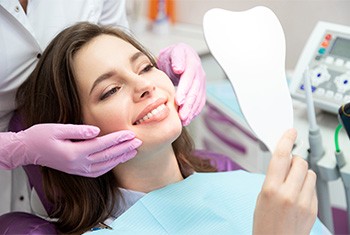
[100,87,120,100]
[141,64,154,74]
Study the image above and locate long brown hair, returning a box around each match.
[16,22,216,234]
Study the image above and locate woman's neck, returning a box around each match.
[112,146,183,193]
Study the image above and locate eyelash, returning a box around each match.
[99,64,154,101]
[141,64,154,74]
[100,86,120,100]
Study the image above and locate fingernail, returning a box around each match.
[132,139,142,148]
[118,132,136,142]
[182,119,190,126]
[173,67,182,74]
[121,150,138,163]
[85,127,100,137]
[180,106,190,119]
[176,96,185,106]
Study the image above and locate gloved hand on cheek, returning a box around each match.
[0,123,142,177]
[157,43,206,126]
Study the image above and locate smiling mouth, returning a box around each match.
[133,103,167,125]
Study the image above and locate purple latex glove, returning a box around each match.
[0,124,142,177]
[157,43,206,126]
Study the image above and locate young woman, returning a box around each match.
[16,22,215,234]
[16,22,323,234]
[1,0,206,216]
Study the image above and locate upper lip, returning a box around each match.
[133,98,167,125]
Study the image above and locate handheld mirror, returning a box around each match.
[203,6,293,153]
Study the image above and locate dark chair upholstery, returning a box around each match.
[0,212,58,235]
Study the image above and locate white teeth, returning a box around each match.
[151,109,158,115]
[135,104,166,125]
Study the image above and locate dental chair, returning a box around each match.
[0,113,243,235]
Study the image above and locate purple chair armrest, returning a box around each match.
[0,212,58,235]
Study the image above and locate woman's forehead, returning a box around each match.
[87,34,136,52]
[74,34,140,67]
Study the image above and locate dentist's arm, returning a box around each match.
[253,129,317,235]
[0,124,142,177]
[157,43,206,126]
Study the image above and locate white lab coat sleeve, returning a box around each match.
[99,0,129,29]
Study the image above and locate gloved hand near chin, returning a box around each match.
[0,124,142,177]
[157,43,206,126]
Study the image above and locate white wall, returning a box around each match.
[176,0,350,70]
[128,0,350,70]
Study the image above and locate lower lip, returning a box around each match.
[136,105,170,125]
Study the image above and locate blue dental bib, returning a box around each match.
[91,171,329,235]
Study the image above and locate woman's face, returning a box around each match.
[73,34,182,152]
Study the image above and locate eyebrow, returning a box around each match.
[89,71,116,95]
[130,51,145,63]
[89,51,146,95]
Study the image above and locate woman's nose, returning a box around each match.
[133,78,155,102]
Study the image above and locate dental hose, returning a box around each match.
[309,126,333,232]
[304,67,333,231]
[335,124,343,154]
